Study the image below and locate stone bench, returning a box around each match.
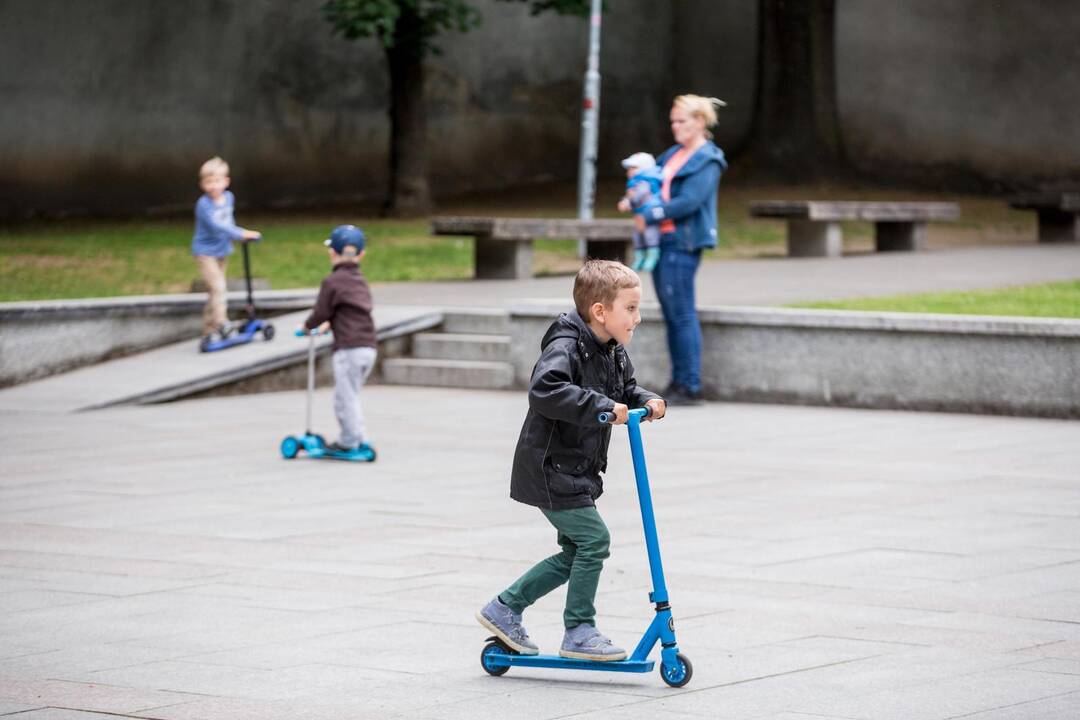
[749,201,961,257]
[432,217,634,279]
[1008,192,1080,243]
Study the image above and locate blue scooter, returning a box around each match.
[279,328,376,462]
[200,239,275,352]
[480,407,692,687]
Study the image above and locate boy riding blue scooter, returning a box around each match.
[476,260,690,686]
[281,225,377,462]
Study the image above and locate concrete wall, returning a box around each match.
[837,0,1080,188]
[671,0,759,154]
[0,291,315,387]
[3,1,1078,217]
[509,304,1080,419]
[0,0,694,217]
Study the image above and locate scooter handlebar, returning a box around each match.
[294,327,330,337]
[598,407,652,424]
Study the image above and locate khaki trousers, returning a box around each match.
[195,255,228,335]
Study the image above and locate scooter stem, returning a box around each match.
[242,241,255,320]
[305,333,315,435]
[627,411,669,603]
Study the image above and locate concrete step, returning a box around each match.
[413,332,510,362]
[381,358,514,390]
[441,308,511,335]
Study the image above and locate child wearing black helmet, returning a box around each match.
[299,225,377,455]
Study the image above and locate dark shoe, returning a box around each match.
[666,384,704,406]
[476,597,539,655]
[327,441,359,453]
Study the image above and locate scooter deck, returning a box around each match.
[200,320,273,353]
[489,652,655,674]
[280,433,376,462]
[201,332,257,352]
[305,447,375,462]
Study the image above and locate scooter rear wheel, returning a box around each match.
[262,323,275,341]
[480,641,510,676]
[660,653,692,688]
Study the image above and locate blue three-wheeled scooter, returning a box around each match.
[279,328,376,463]
[479,407,692,687]
[199,238,275,353]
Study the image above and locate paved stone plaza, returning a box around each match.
[2,385,1079,719]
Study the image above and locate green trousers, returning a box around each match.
[500,506,611,629]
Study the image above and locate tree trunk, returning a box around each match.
[749,0,843,180]
[383,8,431,217]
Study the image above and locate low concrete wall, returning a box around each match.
[0,290,317,387]
[509,304,1080,419]
[168,313,440,405]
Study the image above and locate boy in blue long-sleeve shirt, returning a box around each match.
[191,156,261,343]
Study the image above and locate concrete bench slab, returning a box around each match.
[432,216,634,279]
[1009,192,1080,243]
[750,201,961,257]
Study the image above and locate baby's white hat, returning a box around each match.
[621,152,656,170]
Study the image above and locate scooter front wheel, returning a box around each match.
[660,653,692,688]
[280,436,300,459]
[480,641,510,677]
[262,323,275,341]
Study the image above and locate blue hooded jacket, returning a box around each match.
[644,141,727,252]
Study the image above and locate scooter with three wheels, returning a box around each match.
[479,406,692,687]
[279,328,376,463]
[200,238,275,352]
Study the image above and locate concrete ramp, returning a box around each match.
[0,305,441,414]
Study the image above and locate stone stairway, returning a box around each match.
[380,308,515,390]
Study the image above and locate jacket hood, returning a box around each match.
[541,311,609,356]
[658,140,728,177]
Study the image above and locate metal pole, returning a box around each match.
[576,0,602,254]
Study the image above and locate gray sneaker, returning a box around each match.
[476,597,539,655]
[559,624,627,661]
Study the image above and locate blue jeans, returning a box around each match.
[652,244,703,393]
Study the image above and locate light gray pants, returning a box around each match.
[332,346,377,447]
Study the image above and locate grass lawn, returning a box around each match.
[0,181,1039,301]
[793,280,1080,319]
[0,219,462,301]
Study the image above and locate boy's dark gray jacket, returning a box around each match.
[304,262,376,351]
[510,311,660,510]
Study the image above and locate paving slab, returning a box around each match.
[1,386,1079,718]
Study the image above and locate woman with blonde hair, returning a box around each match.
[635,94,727,405]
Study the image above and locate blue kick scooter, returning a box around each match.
[480,407,692,687]
[279,328,376,462]
[199,238,275,352]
